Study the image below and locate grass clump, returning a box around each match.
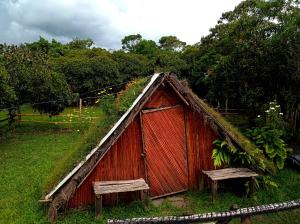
[115,77,149,113]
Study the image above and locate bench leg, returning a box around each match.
[140,190,149,209]
[212,180,218,202]
[199,174,204,191]
[249,177,255,196]
[95,195,102,219]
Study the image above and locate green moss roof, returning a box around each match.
[44,76,150,193]
[116,77,150,113]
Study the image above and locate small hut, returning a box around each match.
[44,73,270,219]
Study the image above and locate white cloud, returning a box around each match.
[0,0,242,49]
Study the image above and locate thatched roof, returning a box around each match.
[45,73,274,221]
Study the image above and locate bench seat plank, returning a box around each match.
[202,168,258,181]
[93,178,149,195]
[201,168,259,202]
[93,178,149,218]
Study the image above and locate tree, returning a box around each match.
[30,69,72,114]
[159,35,186,51]
[68,38,94,50]
[26,37,69,57]
[134,39,159,59]
[1,45,72,115]
[121,34,142,52]
[156,50,187,76]
[50,48,120,97]
[182,0,299,127]
[121,34,159,59]
[112,51,154,80]
[0,64,16,109]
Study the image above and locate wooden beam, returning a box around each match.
[141,105,181,114]
[140,112,149,185]
[166,81,190,106]
[212,180,218,202]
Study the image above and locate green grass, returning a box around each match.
[0,105,300,224]
[56,169,300,224]
[0,105,111,223]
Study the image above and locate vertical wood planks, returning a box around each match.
[186,109,218,189]
[68,117,144,208]
[142,106,188,197]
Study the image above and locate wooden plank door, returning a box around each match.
[141,106,188,197]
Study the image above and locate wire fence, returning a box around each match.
[0,76,149,112]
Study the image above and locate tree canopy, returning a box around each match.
[0,0,298,130]
[159,35,186,51]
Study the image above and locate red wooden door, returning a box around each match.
[142,106,188,197]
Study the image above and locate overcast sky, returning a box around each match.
[0,0,243,49]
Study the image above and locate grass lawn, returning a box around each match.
[0,106,300,224]
[56,168,300,224]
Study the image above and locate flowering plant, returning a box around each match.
[256,100,286,131]
[248,100,288,170]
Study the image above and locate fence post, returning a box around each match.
[17,105,21,120]
[241,215,251,224]
[79,98,82,115]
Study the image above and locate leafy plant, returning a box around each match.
[212,138,279,190]
[260,176,278,189]
[99,94,117,116]
[245,127,287,170]
[212,139,255,168]
[256,100,287,133]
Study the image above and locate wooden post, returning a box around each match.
[249,177,255,196]
[140,189,149,209]
[212,180,218,202]
[79,98,82,115]
[241,215,251,224]
[140,190,145,201]
[214,204,239,224]
[199,173,204,191]
[139,112,148,184]
[116,193,119,205]
[95,195,102,219]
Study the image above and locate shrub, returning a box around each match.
[248,100,289,170]
[245,127,287,170]
[212,139,255,168]
[256,100,287,135]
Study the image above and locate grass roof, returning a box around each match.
[44,76,151,192]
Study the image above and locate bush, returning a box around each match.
[249,100,289,170]
[245,127,287,170]
[255,100,287,135]
[212,139,255,168]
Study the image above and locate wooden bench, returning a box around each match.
[93,178,149,218]
[201,168,258,202]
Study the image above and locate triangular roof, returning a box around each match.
[46,73,274,219]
